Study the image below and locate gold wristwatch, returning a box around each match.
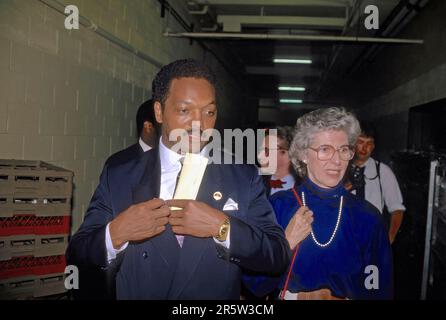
[215,217,230,242]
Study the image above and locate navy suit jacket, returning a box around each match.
[105,143,144,167]
[69,142,145,299]
[66,147,290,299]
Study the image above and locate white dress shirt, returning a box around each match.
[352,157,406,214]
[139,137,152,152]
[106,138,230,263]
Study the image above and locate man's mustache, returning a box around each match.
[183,130,204,136]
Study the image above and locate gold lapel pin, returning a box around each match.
[213,191,222,201]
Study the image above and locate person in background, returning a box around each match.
[241,126,300,300]
[257,126,300,196]
[244,107,393,300]
[106,99,159,166]
[347,121,405,244]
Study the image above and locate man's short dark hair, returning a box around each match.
[152,59,216,106]
[136,99,156,137]
[359,121,376,140]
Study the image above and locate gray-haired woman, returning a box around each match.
[245,107,392,300]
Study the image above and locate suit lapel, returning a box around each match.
[131,148,160,204]
[131,148,180,270]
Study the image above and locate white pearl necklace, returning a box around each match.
[302,192,343,248]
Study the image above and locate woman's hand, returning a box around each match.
[285,206,314,250]
[297,288,346,300]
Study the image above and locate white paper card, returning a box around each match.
[172,153,208,209]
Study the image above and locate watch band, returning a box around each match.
[216,217,230,242]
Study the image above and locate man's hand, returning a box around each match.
[166,199,227,238]
[109,198,170,249]
[297,288,345,300]
[285,206,313,250]
[389,210,404,244]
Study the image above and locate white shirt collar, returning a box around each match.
[365,156,375,166]
[139,137,152,152]
[158,137,210,172]
[363,156,377,176]
[358,156,374,168]
[159,138,184,172]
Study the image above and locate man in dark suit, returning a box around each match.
[70,100,159,299]
[66,59,290,299]
[105,99,158,166]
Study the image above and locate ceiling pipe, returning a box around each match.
[164,31,423,44]
[187,4,209,15]
[318,0,362,95]
[187,1,218,31]
[160,0,194,32]
[38,0,164,68]
[348,0,429,74]
[201,24,219,31]
[159,0,246,82]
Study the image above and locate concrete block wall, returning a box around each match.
[0,0,248,233]
[345,0,446,163]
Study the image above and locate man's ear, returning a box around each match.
[154,101,163,124]
[143,121,153,133]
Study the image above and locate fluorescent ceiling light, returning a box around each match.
[280,99,303,104]
[273,58,312,64]
[278,86,306,92]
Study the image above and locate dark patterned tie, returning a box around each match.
[351,165,366,199]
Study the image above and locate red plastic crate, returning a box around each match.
[0,255,66,280]
[0,215,70,236]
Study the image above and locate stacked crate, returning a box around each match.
[0,160,73,299]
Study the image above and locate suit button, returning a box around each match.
[142,251,148,259]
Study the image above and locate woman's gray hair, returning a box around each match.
[289,107,361,177]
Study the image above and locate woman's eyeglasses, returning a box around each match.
[308,145,354,161]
